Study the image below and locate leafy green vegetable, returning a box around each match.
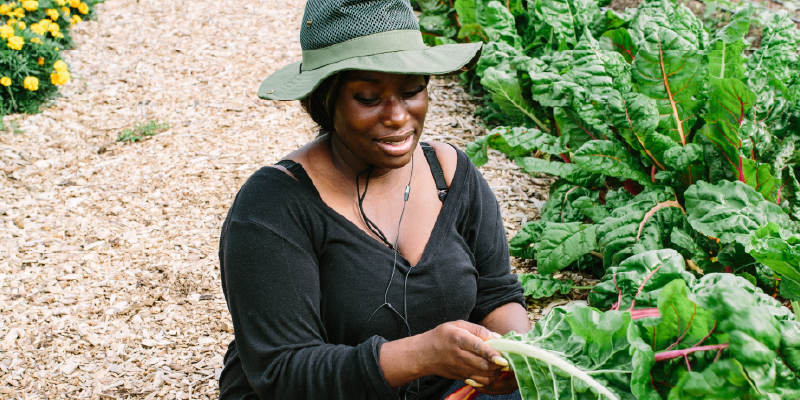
[535,222,599,274]
[746,222,800,295]
[518,273,593,299]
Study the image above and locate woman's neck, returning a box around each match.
[328,133,407,185]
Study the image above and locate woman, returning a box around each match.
[218,0,531,399]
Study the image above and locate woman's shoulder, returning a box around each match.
[227,165,316,224]
[422,140,460,187]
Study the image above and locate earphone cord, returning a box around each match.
[354,155,419,399]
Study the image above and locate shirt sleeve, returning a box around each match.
[463,158,525,323]
[219,173,400,400]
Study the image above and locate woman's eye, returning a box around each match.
[354,96,379,105]
[403,85,426,97]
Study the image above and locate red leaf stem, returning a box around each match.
[684,355,692,371]
[692,322,717,349]
[664,304,697,351]
[444,386,479,400]
[560,153,571,163]
[623,179,642,196]
[651,165,656,183]
[654,343,729,362]
[630,308,661,320]
[611,273,622,311]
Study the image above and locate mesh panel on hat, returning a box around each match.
[300,0,420,50]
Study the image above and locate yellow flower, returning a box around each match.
[68,0,79,7]
[37,57,44,65]
[53,31,63,38]
[30,37,41,44]
[11,7,25,18]
[0,77,11,87]
[7,35,23,50]
[39,19,51,29]
[77,2,87,14]
[0,25,13,39]
[23,76,38,91]
[54,60,68,73]
[21,1,37,12]
[30,23,46,35]
[46,8,58,20]
[55,47,59,50]
[55,0,66,5]
[51,71,69,85]
[17,21,25,29]
[0,4,10,15]
[61,6,69,15]
[70,15,81,24]
[48,23,59,35]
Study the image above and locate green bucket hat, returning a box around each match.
[258,0,482,101]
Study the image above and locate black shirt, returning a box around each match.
[218,146,524,400]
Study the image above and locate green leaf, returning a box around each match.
[483,1,524,49]
[517,273,575,299]
[537,0,602,49]
[607,91,676,173]
[740,158,778,202]
[663,143,704,171]
[535,223,598,274]
[465,136,489,167]
[554,106,614,151]
[707,5,753,81]
[480,67,551,132]
[569,28,632,101]
[746,222,800,290]
[600,28,638,63]
[573,140,652,186]
[540,182,596,223]
[509,221,546,258]
[596,186,688,268]
[632,25,706,145]
[701,78,757,181]
[589,248,696,310]
[573,195,611,223]
[684,180,790,245]
[515,156,604,188]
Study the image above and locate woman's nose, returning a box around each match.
[381,97,411,128]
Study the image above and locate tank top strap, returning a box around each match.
[419,142,448,202]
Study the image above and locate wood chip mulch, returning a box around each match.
[0,0,555,399]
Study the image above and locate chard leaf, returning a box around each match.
[484,126,549,158]
[573,196,611,223]
[517,273,576,299]
[510,221,546,258]
[746,222,800,290]
[492,304,633,400]
[632,26,706,145]
[691,273,788,319]
[480,67,551,133]
[663,143,703,171]
[606,91,676,173]
[483,1,524,49]
[701,78,756,181]
[541,183,597,223]
[516,157,605,188]
[707,5,753,82]
[596,186,688,268]
[600,28,637,63]
[684,180,789,245]
[534,223,599,274]
[529,72,585,107]
[589,248,696,311]
[740,158,779,202]
[537,0,601,49]
[573,140,652,186]
[555,106,615,150]
[569,28,632,100]
[780,320,800,373]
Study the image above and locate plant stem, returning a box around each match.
[654,343,729,362]
[571,286,594,290]
[792,301,799,319]
[589,251,604,260]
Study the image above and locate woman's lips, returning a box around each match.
[374,133,414,156]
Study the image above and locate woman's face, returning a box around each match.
[331,71,428,172]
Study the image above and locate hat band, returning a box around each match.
[301,30,428,71]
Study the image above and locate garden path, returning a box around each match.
[0,0,569,398]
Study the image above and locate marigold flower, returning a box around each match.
[30,23,46,35]
[48,23,59,35]
[39,19,51,29]
[55,0,66,5]
[0,4,10,15]
[46,8,58,20]
[0,77,11,87]
[7,35,23,50]
[0,25,13,39]
[61,6,69,15]
[22,1,37,11]
[17,21,25,29]
[37,57,44,65]
[51,71,69,85]
[53,31,63,38]
[11,7,25,18]
[30,37,42,44]
[68,0,79,7]
[77,2,87,14]
[53,60,68,73]
[23,76,38,91]
[70,15,81,24]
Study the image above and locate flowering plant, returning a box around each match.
[0,0,102,114]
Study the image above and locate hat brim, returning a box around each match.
[258,42,482,101]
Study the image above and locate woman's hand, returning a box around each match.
[416,320,510,388]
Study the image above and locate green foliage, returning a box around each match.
[517,273,593,299]
[116,120,170,143]
[1,0,104,115]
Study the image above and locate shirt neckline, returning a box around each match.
[277,148,467,268]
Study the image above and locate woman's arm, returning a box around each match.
[479,302,531,336]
